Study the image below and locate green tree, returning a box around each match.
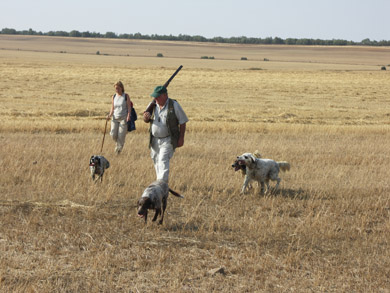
[273,37,284,44]
[105,32,117,38]
[1,28,17,34]
[69,30,81,37]
[81,31,91,38]
[361,38,371,45]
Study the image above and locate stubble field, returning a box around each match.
[0,36,390,292]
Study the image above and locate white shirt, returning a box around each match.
[151,98,188,138]
[113,93,128,119]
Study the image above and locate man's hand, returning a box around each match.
[177,123,186,148]
[177,137,184,148]
[143,111,151,123]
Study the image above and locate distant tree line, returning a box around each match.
[1,28,390,46]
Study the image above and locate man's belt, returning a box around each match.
[153,135,170,139]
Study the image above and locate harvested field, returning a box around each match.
[0,36,389,292]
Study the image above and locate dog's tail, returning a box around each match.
[277,161,290,172]
[169,188,184,198]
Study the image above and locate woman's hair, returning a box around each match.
[114,81,125,92]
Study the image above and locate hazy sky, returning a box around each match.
[1,0,389,41]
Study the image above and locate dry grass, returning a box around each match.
[0,36,390,292]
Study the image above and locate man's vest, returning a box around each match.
[149,99,180,150]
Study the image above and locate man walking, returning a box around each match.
[143,85,188,182]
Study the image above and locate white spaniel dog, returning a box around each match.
[236,153,290,194]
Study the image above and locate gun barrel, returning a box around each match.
[163,65,183,88]
[144,65,183,115]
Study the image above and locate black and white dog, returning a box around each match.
[89,155,110,182]
[137,180,183,225]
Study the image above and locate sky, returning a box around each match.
[0,0,389,42]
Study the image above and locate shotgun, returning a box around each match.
[144,65,183,115]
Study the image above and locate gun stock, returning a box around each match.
[144,100,156,116]
[144,65,183,115]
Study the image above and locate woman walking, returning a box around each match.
[107,81,133,154]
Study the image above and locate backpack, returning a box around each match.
[121,93,137,132]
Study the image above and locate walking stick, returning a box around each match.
[100,118,108,153]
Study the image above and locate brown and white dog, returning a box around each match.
[137,180,183,225]
[236,153,290,194]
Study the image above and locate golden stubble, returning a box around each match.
[0,42,390,292]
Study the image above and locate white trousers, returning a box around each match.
[150,137,174,183]
[110,116,127,153]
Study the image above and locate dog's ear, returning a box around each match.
[144,198,153,209]
[250,154,256,163]
[138,197,149,207]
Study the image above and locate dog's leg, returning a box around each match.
[152,208,160,222]
[95,175,101,183]
[269,171,281,193]
[99,170,104,182]
[274,177,281,191]
[241,175,250,194]
[265,179,270,194]
[260,181,265,195]
[159,198,167,225]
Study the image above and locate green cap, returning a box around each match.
[150,85,167,98]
